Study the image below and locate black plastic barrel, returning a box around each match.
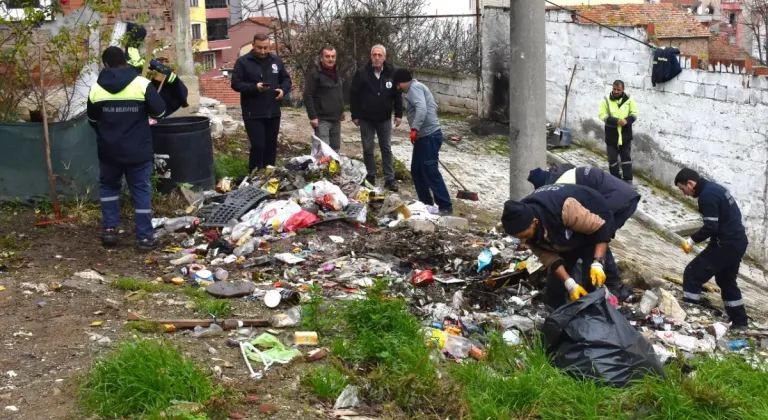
[151,116,215,194]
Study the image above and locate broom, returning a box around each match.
[438,161,479,201]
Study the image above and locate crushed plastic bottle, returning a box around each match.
[170,254,196,266]
[443,334,474,358]
[164,216,200,233]
[190,323,224,338]
[233,238,256,257]
[269,306,301,328]
[230,222,251,242]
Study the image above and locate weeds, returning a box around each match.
[78,338,214,418]
[214,153,249,180]
[302,365,349,401]
[375,154,412,181]
[300,283,341,336]
[126,321,166,334]
[0,233,31,250]
[194,297,232,318]
[112,277,172,293]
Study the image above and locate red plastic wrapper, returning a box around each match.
[411,270,434,287]
[283,210,319,232]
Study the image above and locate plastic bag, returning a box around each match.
[284,210,320,232]
[338,157,368,185]
[257,200,303,232]
[243,333,302,370]
[311,134,340,161]
[477,249,493,273]
[542,288,666,387]
[301,180,349,211]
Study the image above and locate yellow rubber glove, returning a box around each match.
[564,278,588,302]
[590,261,606,287]
[682,238,695,254]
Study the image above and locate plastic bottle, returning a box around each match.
[269,306,301,328]
[190,323,224,338]
[729,339,750,351]
[230,222,251,242]
[443,335,474,358]
[170,254,196,266]
[164,216,200,233]
[233,238,256,257]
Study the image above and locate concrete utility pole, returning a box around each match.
[173,0,194,76]
[508,0,546,200]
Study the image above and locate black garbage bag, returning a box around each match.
[542,288,666,387]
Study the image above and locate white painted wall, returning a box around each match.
[481,7,768,262]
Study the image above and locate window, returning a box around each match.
[205,0,227,9]
[189,0,198,7]
[191,23,202,40]
[207,18,228,41]
[1,0,51,21]
[202,52,216,70]
[729,13,737,25]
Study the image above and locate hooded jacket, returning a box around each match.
[231,51,292,120]
[598,92,638,146]
[303,64,344,120]
[546,165,640,214]
[522,184,615,270]
[691,178,747,244]
[87,67,166,165]
[350,61,403,123]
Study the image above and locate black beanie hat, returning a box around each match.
[501,200,535,235]
[527,168,550,189]
[393,68,412,84]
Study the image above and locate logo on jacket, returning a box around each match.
[386,81,392,89]
[272,63,278,73]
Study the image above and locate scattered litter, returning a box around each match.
[6,371,17,379]
[74,269,105,282]
[294,331,319,346]
[333,385,361,410]
[329,235,345,244]
[477,249,493,273]
[274,253,305,265]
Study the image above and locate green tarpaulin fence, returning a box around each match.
[0,113,99,202]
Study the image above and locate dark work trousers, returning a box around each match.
[683,237,749,326]
[411,129,452,213]
[99,160,153,240]
[244,117,280,172]
[360,119,394,183]
[607,138,633,182]
[546,245,599,309]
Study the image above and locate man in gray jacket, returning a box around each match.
[304,46,345,152]
[393,69,452,214]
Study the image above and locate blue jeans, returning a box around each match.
[411,129,452,212]
[99,160,154,240]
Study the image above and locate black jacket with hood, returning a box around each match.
[349,61,403,123]
[231,52,292,120]
[87,67,166,165]
[303,65,344,120]
[546,165,640,214]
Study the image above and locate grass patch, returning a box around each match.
[78,338,214,418]
[454,332,768,420]
[330,280,442,413]
[486,135,509,156]
[0,233,31,250]
[302,365,349,401]
[112,277,173,293]
[214,152,249,180]
[194,297,233,318]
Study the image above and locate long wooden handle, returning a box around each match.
[438,160,469,191]
[141,37,157,78]
[127,312,269,329]
[558,64,578,128]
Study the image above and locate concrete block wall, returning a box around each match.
[414,71,479,115]
[539,9,768,262]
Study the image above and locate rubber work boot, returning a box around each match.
[101,228,118,247]
[364,175,376,186]
[137,238,157,252]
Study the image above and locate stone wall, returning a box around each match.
[414,70,479,115]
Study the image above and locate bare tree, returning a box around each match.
[740,0,768,64]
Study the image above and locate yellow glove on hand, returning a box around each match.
[564,278,588,302]
[682,238,695,254]
[590,261,606,287]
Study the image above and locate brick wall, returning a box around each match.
[199,77,240,105]
[414,70,478,115]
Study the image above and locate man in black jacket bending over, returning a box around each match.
[675,168,749,330]
[350,44,403,191]
[231,33,292,172]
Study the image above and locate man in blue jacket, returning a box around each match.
[675,168,749,329]
[87,46,166,251]
[528,164,640,301]
[231,33,292,172]
[502,184,615,308]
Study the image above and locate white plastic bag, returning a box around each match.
[257,200,303,232]
[301,180,349,210]
[311,134,341,161]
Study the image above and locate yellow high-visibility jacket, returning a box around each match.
[598,94,638,146]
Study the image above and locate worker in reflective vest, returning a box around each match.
[598,80,638,185]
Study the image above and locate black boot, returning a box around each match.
[385,180,399,192]
[137,238,157,252]
[101,228,118,247]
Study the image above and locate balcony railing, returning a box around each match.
[205,0,227,9]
